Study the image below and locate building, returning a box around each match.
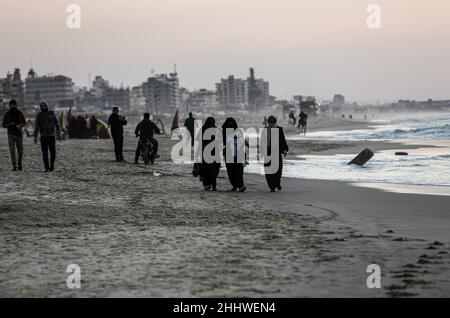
[91,76,110,98]
[216,68,269,111]
[104,86,130,110]
[186,89,218,113]
[248,68,270,110]
[179,87,191,113]
[130,86,146,112]
[25,69,75,109]
[0,68,25,107]
[332,94,345,107]
[142,72,180,115]
[216,75,248,110]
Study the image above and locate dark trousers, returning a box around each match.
[188,129,195,147]
[8,134,23,168]
[226,163,244,189]
[135,138,158,162]
[201,163,220,188]
[40,136,56,171]
[112,135,124,161]
[264,155,283,190]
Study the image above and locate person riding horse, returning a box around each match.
[288,110,296,132]
[298,111,308,135]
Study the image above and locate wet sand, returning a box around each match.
[1,120,449,297]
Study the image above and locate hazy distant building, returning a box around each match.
[142,72,180,115]
[216,75,248,110]
[216,69,269,111]
[247,68,270,110]
[104,86,130,110]
[0,68,25,107]
[25,69,74,109]
[393,99,450,111]
[332,94,345,107]
[130,86,146,112]
[91,76,110,98]
[187,89,218,113]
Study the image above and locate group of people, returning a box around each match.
[68,115,108,139]
[288,109,308,134]
[188,114,289,193]
[3,99,290,192]
[106,107,161,164]
[2,99,61,172]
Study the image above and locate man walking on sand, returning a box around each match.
[108,107,127,162]
[2,99,26,171]
[184,112,195,147]
[33,101,62,172]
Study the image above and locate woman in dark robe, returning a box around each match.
[222,117,246,192]
[199,117,221,191]
[262,115,289,192]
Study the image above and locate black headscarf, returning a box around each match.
[202,117,216,133]
[221,117,238,146]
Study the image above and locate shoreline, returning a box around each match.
[1,117,450,297]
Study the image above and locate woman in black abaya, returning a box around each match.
[222,117,246,192]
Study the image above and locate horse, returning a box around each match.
[297,118,307,135]
[288,117,296,132]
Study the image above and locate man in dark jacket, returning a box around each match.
[184,112,195,147]
[107,107,127,162]
[134,113,160,163]
[33,101,62,172]
[2,99,26,171]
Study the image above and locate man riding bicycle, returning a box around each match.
[134,113,161,164]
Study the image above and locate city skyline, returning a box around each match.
[1,0,450,103]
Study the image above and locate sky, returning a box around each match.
[1,0,450,103]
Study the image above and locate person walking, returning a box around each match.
[261,116,289,192]
[184,112,195,147]
[107,107,127,162]
[199,117,221,191]
[33,101,62,172]
[2,99,26,171]
[222,117,246,192]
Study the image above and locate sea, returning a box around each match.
[247,112,450,196]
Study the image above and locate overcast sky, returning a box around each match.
[1,0,450,103]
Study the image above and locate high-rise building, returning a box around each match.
[142,72,180,115]
[130,86,146,112]
[104,86,130,110]
[332,94,345,107]
[248,68,270,110]
[25,69,74,109]
[216,75,248,110]
[187,89,218,113]
[0,68,25,107]
[216,68,269,111]
[91,76,110,98]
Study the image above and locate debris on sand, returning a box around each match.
[348,148,374,166]
[393,237,408,242]
[395,152,409,156]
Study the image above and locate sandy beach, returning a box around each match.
[1,117,449,297]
